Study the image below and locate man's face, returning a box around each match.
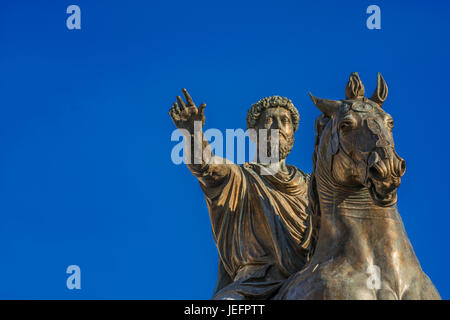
[256,107,295,160]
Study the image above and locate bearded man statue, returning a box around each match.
[169,89,312,299]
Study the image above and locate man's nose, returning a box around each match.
[271,118,281,130]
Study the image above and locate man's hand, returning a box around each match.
[169,88,206,134]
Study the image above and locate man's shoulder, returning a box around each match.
[241,162,311,182]
[287,165,311,182]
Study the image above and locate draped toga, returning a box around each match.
[190,161,311,299]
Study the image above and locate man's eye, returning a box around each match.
[282,118,290,123]
[387,119,394,129]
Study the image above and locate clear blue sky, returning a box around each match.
[0,0,449,299]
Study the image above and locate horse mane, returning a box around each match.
[301,114,330,258]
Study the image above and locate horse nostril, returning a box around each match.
[398,159,406,176]
[369,165,383,179]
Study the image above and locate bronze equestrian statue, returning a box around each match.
[275,73,441,300]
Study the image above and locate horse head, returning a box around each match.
[310,72,405,207]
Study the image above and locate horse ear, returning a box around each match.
[370,73,388,107]
[309,92,342,117]
[345,72,365,100]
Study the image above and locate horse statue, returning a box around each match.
[275,73,440,300]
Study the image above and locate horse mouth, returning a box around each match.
[366,178,398,207]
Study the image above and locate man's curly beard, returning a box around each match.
[266,133,295,160]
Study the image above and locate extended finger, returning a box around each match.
[182,88,195,107]
[169,108,181,122]
[171,102,181,114]
[198,103,206,116]
[176,96,186,110]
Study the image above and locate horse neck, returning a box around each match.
[311,158,408,265]
[315,158,375,211]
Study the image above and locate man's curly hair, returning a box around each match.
[246,96,300,132]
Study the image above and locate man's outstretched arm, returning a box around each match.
[169,88,231,183]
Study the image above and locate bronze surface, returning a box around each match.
[169,90,311,299]
[275,73,440,300]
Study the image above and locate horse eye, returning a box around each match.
[339,120,354,131]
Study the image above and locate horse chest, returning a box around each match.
[302,252,424,300]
